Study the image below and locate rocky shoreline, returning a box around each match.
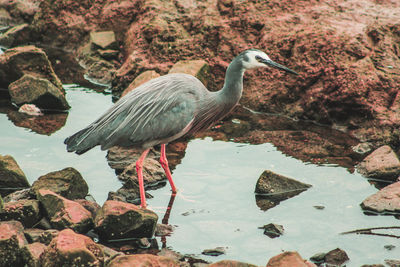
[0,0,400,266]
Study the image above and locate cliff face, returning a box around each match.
[3,0,400,146]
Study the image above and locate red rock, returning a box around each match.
[361,181,400,214]
[8,74,70,110]
[39,229,104,266]
[36,189,93,233]
[267,251,316,267]
[357,145,400,180]
[90,31,117,50]
[0,199,41,227]
[75,199,101,218]
[0,220,28,266]
[22,242,47,267]
[168,59,210,87]
[107,254,179,267]
[95,200,158,240]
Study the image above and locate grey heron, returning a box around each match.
[64,49,298,208]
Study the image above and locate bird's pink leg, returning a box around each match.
[160,144,177,193]
[136,149,150,208]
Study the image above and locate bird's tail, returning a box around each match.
[64,126,99,155]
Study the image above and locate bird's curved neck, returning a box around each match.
[219,57,245,105]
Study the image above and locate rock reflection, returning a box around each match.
[7,110,67,135]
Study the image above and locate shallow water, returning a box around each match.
[1,85,399,266]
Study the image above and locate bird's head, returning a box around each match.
[241,49,298,75]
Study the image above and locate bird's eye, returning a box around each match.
[255,55,263,62]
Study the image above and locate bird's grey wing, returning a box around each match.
[98,74,204,150]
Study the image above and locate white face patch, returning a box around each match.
[242,50,271,69]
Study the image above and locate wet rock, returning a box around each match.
[209,260,258,267]
[107,183,153,206]
[168,59,210,87]
[7,110,68,135]
[0,220,28,267]
[357,145,400,180]
[74,199,101,218]
[119,158,166,187]
[36,189,93,233]
[267,251,315,267]
[8,74,70,110]
[107,254,179,267]
[0,45,63,92]
[86,59,116,85]
[24,229,59,245]
[3,188,31,202]
[0,23,30,47]
[0,199,41,228]
[309,252,326,264]
[94,200,158,240]
[324,248,349,266]
[360,181,400,215]
[202,247,226,256]
[21,242,47,267]
[121,70,160,97]
[255,170,311,211]
[259,223,284,238]
[39,229,104,267]
[90,31,118,50]
[360,265,384,267]
[0,154,30,196]
[384,244,395,251]
[98,244,122,265]
[31,167,88,200]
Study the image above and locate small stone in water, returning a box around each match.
[384,244,395,251]
[310,252,327,263]
[259,223,284,238]
[202,247,226,256]
[313,205,325,210]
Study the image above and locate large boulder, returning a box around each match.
[0,220,28,267]
[357,145,400,180]
[95,200,158,240]
[0,154,30,196]
[8,74,70,110]
[361,181,400,214]
[255,170,312,211]
[36,189,93,233]
[0,199,41,228]
[39,229,104,267]
[107,254,179,267]
[0,45,63,93]
[31,167,88,200]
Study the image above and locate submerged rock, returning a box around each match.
[9,74,70,110]
[39,229,104,267]
[267,251,315,267]
[107,254,179,267]
[0,199,41,228]
[31,167,88,200]
[357,145,400,180]
[259,223,284,238]
[0,220,28,267]
[202,247,226,256]
[0,154,30,196]
[36,189,93,233]
[94,200,158,240]
[360,181,400,215]
[21,242,47,267]
[255,170,311,211]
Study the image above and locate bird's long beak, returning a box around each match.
[258,57,298,75]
